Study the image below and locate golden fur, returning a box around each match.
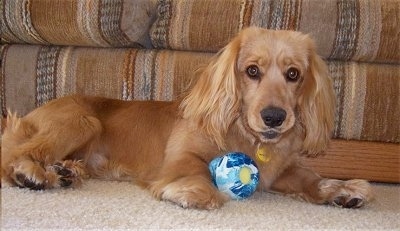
[1,28,372,209]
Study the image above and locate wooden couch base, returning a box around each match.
[302,139,400,183]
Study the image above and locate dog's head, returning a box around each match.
[181,27,335,155]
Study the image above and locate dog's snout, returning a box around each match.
[261,107,286,127]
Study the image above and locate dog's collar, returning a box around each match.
[255,143,272,164]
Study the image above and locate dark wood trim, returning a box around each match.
[302,139,400,183]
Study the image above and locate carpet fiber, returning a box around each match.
[2,180,399,230]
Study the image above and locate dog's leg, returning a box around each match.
[2,114,100,190]
[269,164,373,208]
[150,155,228,210]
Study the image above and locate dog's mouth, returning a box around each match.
[261,130,280,140]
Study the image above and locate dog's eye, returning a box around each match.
[246,65,260,80]
[285,67,300,82]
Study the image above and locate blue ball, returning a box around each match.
[209,152,259,200]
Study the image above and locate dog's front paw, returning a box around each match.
[12,160,59,190]
[318,179,373,208]
[151,176,228,210]
[14,172,47,190]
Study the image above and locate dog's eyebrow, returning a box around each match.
[238,55,270,70]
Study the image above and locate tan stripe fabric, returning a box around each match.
[353,0,382,62]
[362,67,400,143]
[0,45,9,116]
[152,51,175,101]
[74,48,126,98]
[122,49,138,100]
[1,44,399,143]
[172,51,212,98]
[376,1,400,63]
[152,0,243,52]
[132,50,157,100]
[30,0,83,46]
[332,62,368,140]
[331,61,400,143]
[329,0,359,60]
[1,0,157,48]
[150,0,400,63]
[130,50,212,100]
[189,0,242,52]
[56,47,75,98]
[3,45,40,115]
[298,0,337,58]
[0,45,212,114]
[2,0,48,44]
[76,1,108,46]
[35,46,61,106]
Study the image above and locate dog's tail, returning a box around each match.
[2,111,37,162]
[4,111,36,142]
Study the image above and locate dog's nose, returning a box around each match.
[260,107,286,128]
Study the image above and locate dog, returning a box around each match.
[1,27,372,209]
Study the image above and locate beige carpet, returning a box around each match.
[1,179,399,230]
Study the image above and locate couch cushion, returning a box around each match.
[1,44,399,143]
[150,0,400,63]
[330,62,400,143]
[0,44,212,115]
[1,0,157,48]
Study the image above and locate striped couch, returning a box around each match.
[1,0,399,182]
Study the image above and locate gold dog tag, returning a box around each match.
[256,146,272,163]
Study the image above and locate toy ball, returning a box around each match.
[209,152,259,200]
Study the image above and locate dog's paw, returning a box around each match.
[11,159,86,190]
[318,179,373,208]
[151,176,228,210]
[15,173,46,190]
[49,160,87,188]
[12,160,58,190]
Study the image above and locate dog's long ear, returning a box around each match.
[180,37,242,150]
[298,42,336,156]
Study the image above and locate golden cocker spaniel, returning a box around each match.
[1,27,372,209]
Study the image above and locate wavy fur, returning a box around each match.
[180,36,241,149]
[298,40,336,155]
